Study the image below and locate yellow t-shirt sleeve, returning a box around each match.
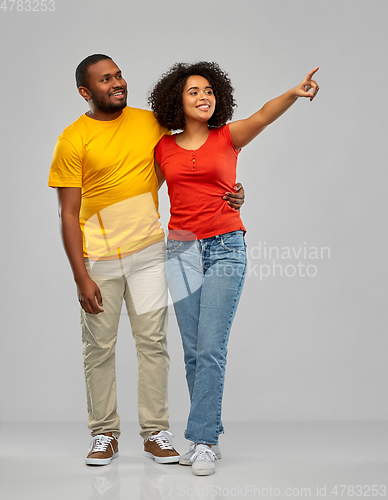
[48,137,82,188]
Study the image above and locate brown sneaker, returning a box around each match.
[85,433,119,466]
[144,430,180,464]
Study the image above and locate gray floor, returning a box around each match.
[1,421,387,499]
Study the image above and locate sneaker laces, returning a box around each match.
[190,444,218,463]
[89,434,115,453]
[147,430,175,450]
[187,441,196,452]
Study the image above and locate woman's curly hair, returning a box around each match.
[148,61,237,131]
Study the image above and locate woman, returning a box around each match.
[148,62,319,475]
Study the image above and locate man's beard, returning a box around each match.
[90,90,127,114]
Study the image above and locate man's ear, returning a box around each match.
[78,86,91,101]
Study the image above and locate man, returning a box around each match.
[49,54,244,466]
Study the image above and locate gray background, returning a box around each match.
[0,0,387,427]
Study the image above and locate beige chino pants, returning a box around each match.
[81,241,169,440]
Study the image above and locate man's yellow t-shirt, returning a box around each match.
[49,107,167,260]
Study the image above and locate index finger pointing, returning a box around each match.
[307,66,319,79]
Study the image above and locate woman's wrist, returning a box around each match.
[288,87,300,100]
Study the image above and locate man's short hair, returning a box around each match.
[75,54,112,89]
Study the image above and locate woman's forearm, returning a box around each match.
[229,67,319,150]
[257,88,299,127]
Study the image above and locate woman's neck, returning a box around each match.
[176,120,210,150]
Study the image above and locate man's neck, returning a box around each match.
[86,107,125,121]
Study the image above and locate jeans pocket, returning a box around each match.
[166,239,184,255]
[220,231,246,254]
[166,239,199,260]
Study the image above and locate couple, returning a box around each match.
[49,54,319,476]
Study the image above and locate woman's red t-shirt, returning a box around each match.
[155,124,246,240]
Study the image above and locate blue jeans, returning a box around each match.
[165,230,247,444]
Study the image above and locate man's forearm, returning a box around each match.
[59,212,89,284]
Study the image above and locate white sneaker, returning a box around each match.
[179,442,222,465]
[190,444,218,476]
